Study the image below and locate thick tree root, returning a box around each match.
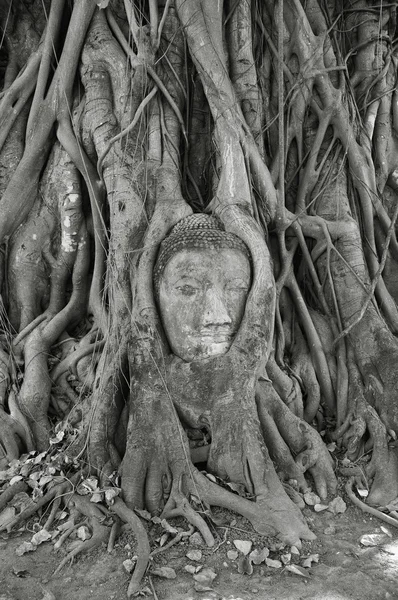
[111,498,151,598]
[0,481,29,512]
[189,469,315,548]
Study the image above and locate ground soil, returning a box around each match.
[1,481,397,600]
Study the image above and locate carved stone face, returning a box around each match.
[158,247,251,361]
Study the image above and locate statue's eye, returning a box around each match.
[176,284,198,296]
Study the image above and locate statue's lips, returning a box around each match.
[196,329,234,343]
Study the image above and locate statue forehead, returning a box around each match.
[161,247,251,281]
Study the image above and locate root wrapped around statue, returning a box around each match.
[2,0,398,596]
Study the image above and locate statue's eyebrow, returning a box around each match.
[171,275,202,285]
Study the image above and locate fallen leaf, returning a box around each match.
[9,475,23,486]
[160,519,178,535]
[90,492,103,503]
[31,529,52,545]
[227,550,239,560]
[15,541,36,556]
[237,555,253,575]
[50,430,65,445]
[76,526,91,541]
[233,539,252,555]
[151,567,177,579]
[286,564,310,577]
[34,452,47,464]
[205,473,217,483]
[249,547,269,564]
[328,496,347,515]
[356,488,369,498]
[186,549,202,561]
[360,533,389,547]
[97,0,110,8]
[281,553,291,565]
[380,526,392,538]
[104,488,120,503]
[290,545,300,555]
[225,482,246,496]
[159,533,169,547]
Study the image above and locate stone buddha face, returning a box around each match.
[154,215,251,362]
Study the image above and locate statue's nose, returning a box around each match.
[202,289,231,326]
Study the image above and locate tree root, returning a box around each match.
[0,480,29,512]
[150,525,194,557]
[162,484,215,547]
[0,473,81,533]
[53,514,110,575]
[189,469,315,548]
[345,477,398,529]
[52,494,110,574]
[111,497,151,598]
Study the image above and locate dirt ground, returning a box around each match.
[1,487,398,600]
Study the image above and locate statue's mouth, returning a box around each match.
[198,328,234,342]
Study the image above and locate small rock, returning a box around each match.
[304,491,321,506]
[328,496,347,515]
[151,566,177,579]
[186,549,202,561]
[193,567,217,584]
[265,558,282,569]
[290,545,300,555]
[314,504,329,512]
[302,553,319,568]
[227,550,239,560]
[233,539,252,555]
[189,532,204,546]
[184,565,196,574]
[122,559,135,574]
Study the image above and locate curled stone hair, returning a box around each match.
[153,213,251,295]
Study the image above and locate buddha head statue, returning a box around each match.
[154,214,252,362]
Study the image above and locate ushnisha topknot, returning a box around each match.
[153,213,251,294]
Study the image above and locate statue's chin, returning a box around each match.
[173,338,233,362]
